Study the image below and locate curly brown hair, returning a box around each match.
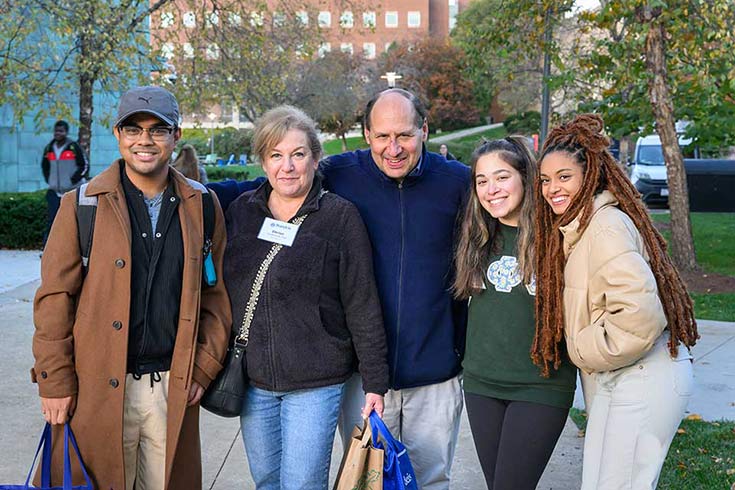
[532,114,698,377]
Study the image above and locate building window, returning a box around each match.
[385,11,398,28]
[296,10,308,25]
[340,11,354,28]
[160,12,174,28]
[250,12,264,27]
[206,11,219,28]
[183,43,194,59]
[318,42,331,57]
[183,12,196,28]
[228,13,242,25]
[206,44,220,60]
[363,42,376,59]
[448,0,459,30]
[273,12,286,27]
[318,11,331,28]
[363,11,376,28]
[341,43,353,55]
[161,43,175,59]
[407,11,421,28]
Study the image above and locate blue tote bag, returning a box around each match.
[1,423,92,490]
[369,412,419,490]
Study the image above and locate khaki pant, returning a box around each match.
[581,336,693,489]
[338,374,464,490]
[123,371,169,490]
[383,375,464,490]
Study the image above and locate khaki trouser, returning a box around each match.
[581,336,693,490]
[338,374,464,490]
[122,371,169,490]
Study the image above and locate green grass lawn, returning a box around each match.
[426,126,508,163]
[570,408,735,489]
[322,135,368,156]
[651,213,735,321]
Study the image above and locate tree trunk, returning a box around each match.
[641,7,698,272]
[341,133,348,152]
[77,36,94,159]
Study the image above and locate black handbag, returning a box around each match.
[200,340,248,417]
[200,212,310,417]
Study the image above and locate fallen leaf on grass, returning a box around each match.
[677,461,687,470]
[677,428,687,434]
[577,430,585,438]
[686,413,703,421]
[712,456,723,463]
[698,447,708,454]
[726,468,735,475]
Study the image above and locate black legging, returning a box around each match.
[464,391,569,490]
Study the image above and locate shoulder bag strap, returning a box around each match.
[235,213,308,345]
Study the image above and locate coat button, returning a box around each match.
[109,378,119,388]
[41,371,48,379]
[115,259,125,268]
[112,320,122,330]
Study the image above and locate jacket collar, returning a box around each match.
[559,190,618,254]
[249,174,326,219]
[86,159,200,200]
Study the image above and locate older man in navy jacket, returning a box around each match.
[209,89,469,490]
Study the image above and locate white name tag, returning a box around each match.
[257,217,300,247]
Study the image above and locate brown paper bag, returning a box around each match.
[333,421,384,490]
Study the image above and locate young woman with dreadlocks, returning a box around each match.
[454,137,576,489]
[534,114,698,490]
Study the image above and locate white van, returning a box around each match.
[628,132,696,204]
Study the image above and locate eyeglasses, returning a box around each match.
[119,125,175,141]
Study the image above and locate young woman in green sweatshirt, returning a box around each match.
[454,137,576,489]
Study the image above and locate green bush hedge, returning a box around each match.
[0,191,46,250]
[204,165,254,182]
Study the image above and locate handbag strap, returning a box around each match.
[235,213,309,345]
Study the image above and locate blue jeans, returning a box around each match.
[240,382,345,490]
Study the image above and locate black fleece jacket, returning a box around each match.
[223,177,389,395]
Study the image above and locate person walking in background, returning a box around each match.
[172,143,208,183]
[40,120,89,247]
[453,137,576,489]
[534,114,698,489]
[32,86,231,489]
[439,143,457,161]
[223,105,389,489]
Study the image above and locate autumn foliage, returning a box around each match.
[380,38,482,132]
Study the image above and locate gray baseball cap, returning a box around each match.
[114,86,180,127]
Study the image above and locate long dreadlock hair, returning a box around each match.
[531,114,698,377]
[453,136,538,299]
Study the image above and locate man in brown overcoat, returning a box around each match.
[32,86,231,489]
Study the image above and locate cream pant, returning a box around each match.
[122,371,169,490]
[581,336,693,490]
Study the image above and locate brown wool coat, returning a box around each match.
[32,161,232,489]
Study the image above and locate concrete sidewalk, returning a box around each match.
[0,250,732,488]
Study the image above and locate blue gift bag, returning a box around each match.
[1,423,92,490]
[369,412,419,490]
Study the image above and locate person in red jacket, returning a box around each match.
[40,120,89,247]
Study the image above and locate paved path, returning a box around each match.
[0,250,731,488]
[429,123,504,144]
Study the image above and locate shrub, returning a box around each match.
[504,111,541,135]
[0,191,47,249]
[204,165,252,182]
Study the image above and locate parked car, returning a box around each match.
[628,133,698,204]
